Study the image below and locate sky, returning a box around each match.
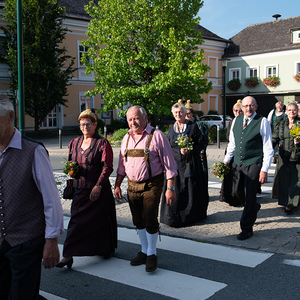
[197,0,299,39]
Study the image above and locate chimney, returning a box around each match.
[272,14,281,21]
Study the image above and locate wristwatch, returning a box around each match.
[167,186,175,191]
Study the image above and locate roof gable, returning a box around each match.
[226,16,300,57]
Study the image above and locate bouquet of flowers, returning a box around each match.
[211,162,230,180]
[62,160,80,178]
[289,123,300,139]
[175,134,194,150]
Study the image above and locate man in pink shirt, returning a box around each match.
[114,105,177,272]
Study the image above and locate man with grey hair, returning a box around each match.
[224,96,273,240]
[114,105,177,272]
[0,93,64,299]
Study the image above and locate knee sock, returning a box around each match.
[146,231,158,256]
[137,229,148,254]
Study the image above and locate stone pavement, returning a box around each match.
[42,136,300,257]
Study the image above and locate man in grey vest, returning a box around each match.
[0,94,64,299]
[224,96,273,240]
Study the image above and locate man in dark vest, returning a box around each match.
[224,96,273,240]
[0,93,64,299]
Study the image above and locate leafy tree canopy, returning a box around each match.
[1,0,76,131]
[83,0,212,124]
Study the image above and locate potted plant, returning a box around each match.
[262,76,280,87]
[294,73,300,83]
[244,77,259,88]
[227,79,241,91]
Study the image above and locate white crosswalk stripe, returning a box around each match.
[40,217,274,300]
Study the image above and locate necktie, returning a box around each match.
[243,118,248,129]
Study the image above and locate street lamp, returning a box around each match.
[220,58,230,129]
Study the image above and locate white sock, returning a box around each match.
[146,231,158,256]
[137,229,148,254]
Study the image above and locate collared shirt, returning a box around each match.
[117,123,178,181]
[224,112,274,172]
[0,129,64,239]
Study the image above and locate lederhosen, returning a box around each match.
[124,129,164,234]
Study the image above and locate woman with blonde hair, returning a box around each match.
[57,108,117,268]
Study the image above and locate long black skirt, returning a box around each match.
[63,187,117,257]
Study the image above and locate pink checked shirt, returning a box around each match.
[117,124,177,181]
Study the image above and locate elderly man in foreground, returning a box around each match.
[114,105,177,272]
[0,93,64,299]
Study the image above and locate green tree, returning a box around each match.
[83,0,212,124]
[1,0,76,131]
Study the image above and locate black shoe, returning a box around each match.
[284,207,293,215]
[56,258,73,269]
[237,231,253,240]
[130,252,147,266]
[145,254,157,272]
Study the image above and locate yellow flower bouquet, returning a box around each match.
[289,123,300,139]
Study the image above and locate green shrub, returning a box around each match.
[109,119,128,132]
[96,119,105,133]
[112,128,128,141]
[195,111,204,117]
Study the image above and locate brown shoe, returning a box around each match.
[145,254,157,272]
[130,252,147,266]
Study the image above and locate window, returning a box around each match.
[265,64,278,77]
[296,62,300,74]
[246,67,259,78]
[41,108,57,128]
[77,41,94,80]
[79,92,94,112]
[229,68,241,80]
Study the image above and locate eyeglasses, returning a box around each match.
[233,110,242,113]
[80,122,94,128]
[242,105,256,108]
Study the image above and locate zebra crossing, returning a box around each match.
[41,217,274,300]
[41,163,281,299]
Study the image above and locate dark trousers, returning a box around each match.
[128,174,164,234]
[232,162,261,232]
[0,235,45,300]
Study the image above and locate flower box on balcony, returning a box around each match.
[227,79,241,91]
[244,77,259,88]
[294,73,300,83]
[262,76,280,87]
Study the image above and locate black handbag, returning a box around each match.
[63,179,75,199]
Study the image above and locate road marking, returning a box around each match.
[63,217,272,268]
[58,245,226,300]
[207,181,272,193]
[39,291,67,300]
[118,227,273,268]
[283,259,300,267]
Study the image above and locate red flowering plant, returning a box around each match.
[262,76,280,87]
[294,73,300,83]
[244,77,259,88]
[227,79,241,91]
